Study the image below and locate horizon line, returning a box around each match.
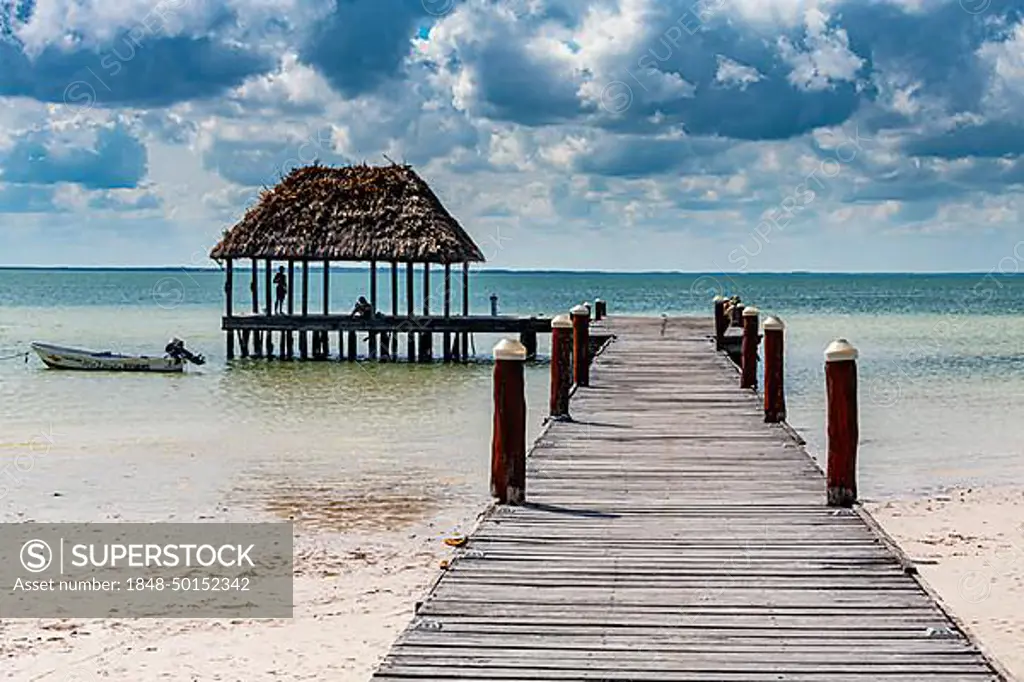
[0,266,1021,276]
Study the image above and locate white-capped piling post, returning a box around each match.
[713,295,728,350]
[571,304,591,387]
[763,316,786,422]
[825,339,859,507]
[594,298,606,321]
[740,306,759,389]
[549,314,573,419]
[731,300,745,327]
[492,339,527,504]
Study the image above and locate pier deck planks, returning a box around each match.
[372,316,1004,682]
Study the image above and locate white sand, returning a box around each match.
[867,486,1024,679]
[1,510,480,681]
[8,486,1023,681]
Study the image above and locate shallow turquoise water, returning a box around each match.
[1,268,1023,527]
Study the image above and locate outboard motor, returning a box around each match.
[165,338,206,366]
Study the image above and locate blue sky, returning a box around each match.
[1,0,1023,271]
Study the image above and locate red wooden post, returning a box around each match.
[731,301,745,327]
[713,295,728,350]
[571,304,590,387]
[825,339,859,507]
[763,316,786,423]
[740,306,759,389]
[549,314,573,419]
[491,339,527,504]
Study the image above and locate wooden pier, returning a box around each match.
[371,316,1006,681]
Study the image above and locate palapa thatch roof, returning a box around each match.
[209,163,485,264]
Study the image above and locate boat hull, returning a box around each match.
[31,343,184,373]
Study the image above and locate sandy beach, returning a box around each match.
[1,506,479,681]
[867,487,1024,680]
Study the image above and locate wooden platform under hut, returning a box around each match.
[209,163,548,363]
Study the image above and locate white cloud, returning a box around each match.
[715,55,763,90]
[779,8,864,91]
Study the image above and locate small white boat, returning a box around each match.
[30,340,204,373]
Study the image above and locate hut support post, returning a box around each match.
[406,262,415,363]
[347,331,357,362]
[251,259,262,357]
[225,259,234,360]
[571,304,590,387]
[322,260,330,359]
[491,339,527,504]
[369,260,378,360]
[300,261,309,360]
[825,340,859,507]
[443,263,452,363]
[741,307,759,389]
[461,262,470,362]
[419,264,432,363]
[390,262,398,359]
[549,315,573,418]
[286,260,295,358]
[264,259,272,317]
[763,317,786,423]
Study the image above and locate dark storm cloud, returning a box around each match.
[299,0,460,97]
[1,125,147,189]
[904,122,1024,159]
[0,37,274,107]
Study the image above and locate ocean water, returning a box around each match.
[1,268,1023,530]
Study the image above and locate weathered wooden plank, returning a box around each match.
[370,316,1004,681]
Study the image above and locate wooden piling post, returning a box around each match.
[250,258,259,314]
[286,260,295,359]
[731,301,745,327]
[240,329,250,358]
[491,339,527,505]
[825,339,859,507]
[300,260,309,360]
[406,262,415,363]
[250,258,261,357]
[225,259,234,359]
[348,330,357,362]
[594,298,606,321]
[420,263,432,363]
[369,260,378,360]
[461,262,470,362]
[549,314,573,419]
[763,316,786,423]
[443,262,452,363]
[740,306,759,389]
[519,330,537,360]
[571,304,590,388]
[264,259,272,317]
[713,295,728,350]
[391,261,399,359]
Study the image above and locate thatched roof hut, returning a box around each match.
[209,163,485,264]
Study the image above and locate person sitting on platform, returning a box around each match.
[351,296,373,318]
[273,266,287,314]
